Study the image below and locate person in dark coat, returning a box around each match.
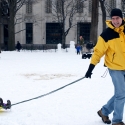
[16,41,22,52]
[79,36,84,54]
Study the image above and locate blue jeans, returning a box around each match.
[101,69,125,124]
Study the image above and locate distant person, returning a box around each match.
[79,36,84,54]
[76,44,81,55]
[79,36,84,46]
[85,41,94,54]
[16,41,22,52]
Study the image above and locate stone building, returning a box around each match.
[1,0,123,49]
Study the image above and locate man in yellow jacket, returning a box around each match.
[85,8,125,125]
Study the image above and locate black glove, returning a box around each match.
[85,64,95,78]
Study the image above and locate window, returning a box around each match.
[121,0,125,12]
[26,2,32,14]
[26,23,33,44]
[46,23,62,44]
[1,0,9,16]
[56,0,62,13]
[4,25,8,50]
[76,0,83,13]
[109,0,116,9]
[77,23,91,44]
[46,0,52,13]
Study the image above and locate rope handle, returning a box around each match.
[12,76,86,106]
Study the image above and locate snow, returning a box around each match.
[0,49,117,125]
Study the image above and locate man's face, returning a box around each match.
[111,16,123,28]
[80,36,82,39]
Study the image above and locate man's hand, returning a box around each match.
[85,71,92,78]
[85,64,95,78]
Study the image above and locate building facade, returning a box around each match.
[1,0,123,49]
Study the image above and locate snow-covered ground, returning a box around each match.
[0,49,118,125]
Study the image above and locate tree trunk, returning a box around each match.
[90,0,99,45]
[8,5,15,51]
[62,22,66,49]
[62,34,66,49]
[99,0,106,31]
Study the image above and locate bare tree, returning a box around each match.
[0,0,39,51]
[50,0,86,48]
[0,0,26,51]
[90,0,99,45]
[0,0,8,52]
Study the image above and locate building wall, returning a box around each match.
[15,0,122,45]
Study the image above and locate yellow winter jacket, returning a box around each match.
[91,20,125,70]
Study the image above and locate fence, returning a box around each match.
[1,44,70,51]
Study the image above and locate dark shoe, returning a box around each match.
[97,109,111,124]
[112,122,125,125]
